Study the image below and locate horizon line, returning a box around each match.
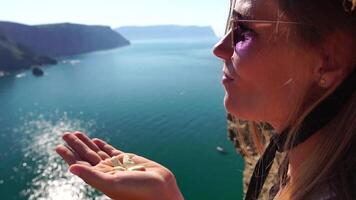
[0,20,223,37]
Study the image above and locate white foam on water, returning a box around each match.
[62,60,81,66]
[15,73,27,78]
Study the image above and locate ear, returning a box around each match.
[313,56,345,89]
[313,32,352,89]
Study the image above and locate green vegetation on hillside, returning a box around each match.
[0,33,57,71]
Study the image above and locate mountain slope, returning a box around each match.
[0,21,130,57]
[0,33,56,71]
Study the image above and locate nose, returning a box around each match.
[213,30,234,60]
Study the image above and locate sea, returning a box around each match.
[0,38,244,200]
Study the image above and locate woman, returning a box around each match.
[56,0,355,199]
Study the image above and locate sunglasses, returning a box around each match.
[227,2,303,48]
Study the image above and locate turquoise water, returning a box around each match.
[0,38,244,200]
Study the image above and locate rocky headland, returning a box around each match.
[227,114,283,200]
[0,21,130,72]
[0,33,56,71]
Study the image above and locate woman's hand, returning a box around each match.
[55,132,184,200]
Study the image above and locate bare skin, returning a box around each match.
[56,132,184,200]
[56,0,352,198]
[213,0,350,187]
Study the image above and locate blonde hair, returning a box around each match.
[235,29,355,200]
[225,0,356,198]
[233,67,356,200]
[274,0,356,198]
[273,69,356,200]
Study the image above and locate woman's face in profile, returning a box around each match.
[213,0,320,130]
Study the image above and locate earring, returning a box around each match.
[319,78,327,88]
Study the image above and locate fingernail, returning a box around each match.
[62,132,71,139]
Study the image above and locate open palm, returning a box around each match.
[56,132,183,200]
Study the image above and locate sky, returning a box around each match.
[0,0,230,36]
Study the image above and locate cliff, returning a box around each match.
[227,114,283,200]
[0,33,56,71]
[116,25,217,40]
[0,21,130,57]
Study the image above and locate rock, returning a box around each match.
[227,114,283,199]
[32,67,44,76]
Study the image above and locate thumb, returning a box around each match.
[69,164,110,191]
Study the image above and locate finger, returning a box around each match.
[74,132,110,159]
[92,138,123,157]
[69,164,113,192]
[63,133,102,165]
[74,132,100,151]
[97,151,110,160]
[55,145,78,165]
[56,145,92,166]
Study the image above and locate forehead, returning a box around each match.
[233,0,279,20]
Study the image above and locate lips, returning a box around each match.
[223,71,234,80]
[223,65,235,80]
[222,68,235,85]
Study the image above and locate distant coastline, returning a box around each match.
[115,25,217,40]
[0,21,129,72]
[0,23,218,73]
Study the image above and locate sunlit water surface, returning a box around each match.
[0,38,243,200]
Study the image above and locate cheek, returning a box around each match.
[223,82,260,117]
[234,35,255,58]
[233,38,293,89]
[232,37,270,86]
[225,41,300,121]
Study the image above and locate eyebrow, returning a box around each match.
[232,9,253,20]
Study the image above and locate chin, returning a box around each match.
[223,94,233,113]
[223,93,256,121]
[224,94,241,116]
